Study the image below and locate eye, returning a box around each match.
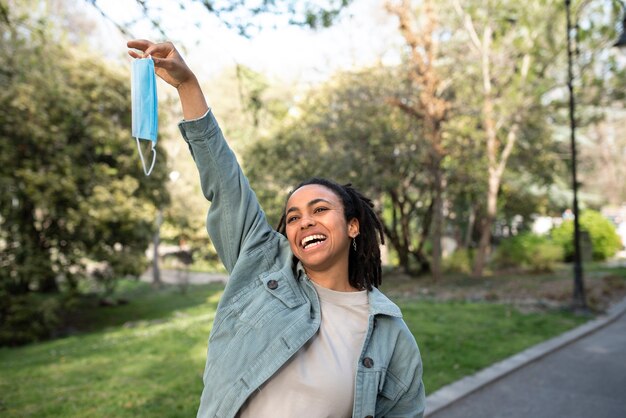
[314,206,328,214]
[286,215,299,224]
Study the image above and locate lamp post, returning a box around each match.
[565,0,585,311]
[564,0,626,311]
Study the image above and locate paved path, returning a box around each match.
[140,268,228,285]
[427,300,626,418]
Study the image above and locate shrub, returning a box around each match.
[443,248,473,274]
[551,210,622,261]
[492,232,563,273]
[0,291,63,346]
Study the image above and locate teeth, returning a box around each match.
[301,234,326,248]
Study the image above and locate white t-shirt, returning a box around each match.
[238,280,370,418]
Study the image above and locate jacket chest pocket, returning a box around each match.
[372,369,407,417]
[378,369,404,402]
[237,271,305,328]
[357,367,407,417]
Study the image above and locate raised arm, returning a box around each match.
[127,40,276,274]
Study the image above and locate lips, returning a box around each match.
[300,234,327,249]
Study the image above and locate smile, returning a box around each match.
[301,234,327,249]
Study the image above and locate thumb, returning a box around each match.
[152,56,174,71]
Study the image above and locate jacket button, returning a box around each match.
[362,357,374,368]
[267,279,278,290]
[365,416,374,418]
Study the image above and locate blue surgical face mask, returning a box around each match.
[131,57,158,176]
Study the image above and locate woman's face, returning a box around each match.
[284,184,359,274]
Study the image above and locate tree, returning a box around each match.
[451,0,565,276]
[85,0,355,38]
[244,68,436,274]
[580,111,626,206]
[386,0,451,280]
[570,1,626,207]
[0,3,168,343]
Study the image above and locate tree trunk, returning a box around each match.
[152,209,162,286]
[387,0,449,280]
[382,222,411,275]
[20,196,58,293]
[381,192,413,275]
[430,163,443,281]
[473,172,499,276]
[37,274,58,293]
[463,204,476,249]
[412,197,434,275]
[453,5,525,277]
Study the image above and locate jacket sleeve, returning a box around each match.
[178,110,275,274]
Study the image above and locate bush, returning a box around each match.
[443,248,474,274]
[551,210,622,261]
[0,291,63,346]
[492,232,563,273]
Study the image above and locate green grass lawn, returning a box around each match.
[0,279,588,417]
[399,300,586,390]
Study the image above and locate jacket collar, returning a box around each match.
[295,262,402,318]
[368,287,403,318]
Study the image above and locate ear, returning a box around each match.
[348,218,360,238]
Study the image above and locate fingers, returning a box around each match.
[127,39,153,57]
[151,55,181,75]
[127,39,176,60]
[145,41,176,59]
[126,39,192,88]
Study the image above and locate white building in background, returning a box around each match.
[617,222,626,248]
[531,216,555,235]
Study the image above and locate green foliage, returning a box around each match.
[0,5,168,344]
[0,290,63,346]
[551,210,622,261]
[443,248,474,275]
[492,232,564,272]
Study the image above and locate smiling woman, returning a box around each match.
[127,39,425,418]
[278,178,386,294]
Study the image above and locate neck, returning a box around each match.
[305,263,358,292]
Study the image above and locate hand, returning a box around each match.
[127,39,195,89]
[127,39,208,120]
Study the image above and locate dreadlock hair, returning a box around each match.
[277,178,385,291]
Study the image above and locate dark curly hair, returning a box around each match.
[277,178,385,291]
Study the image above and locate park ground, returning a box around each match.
[1,262,625,417]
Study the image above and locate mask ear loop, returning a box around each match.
[136,137,157,176]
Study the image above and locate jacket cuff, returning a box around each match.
[177,109,218,142]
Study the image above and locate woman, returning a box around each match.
[127,39,425,418]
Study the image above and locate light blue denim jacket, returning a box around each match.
[178,110,425,418]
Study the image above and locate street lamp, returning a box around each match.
[565,0,626,311]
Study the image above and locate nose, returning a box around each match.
[300,214,315,229]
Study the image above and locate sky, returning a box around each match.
[83,0,404,85]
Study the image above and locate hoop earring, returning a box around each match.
[352,238,357,251]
